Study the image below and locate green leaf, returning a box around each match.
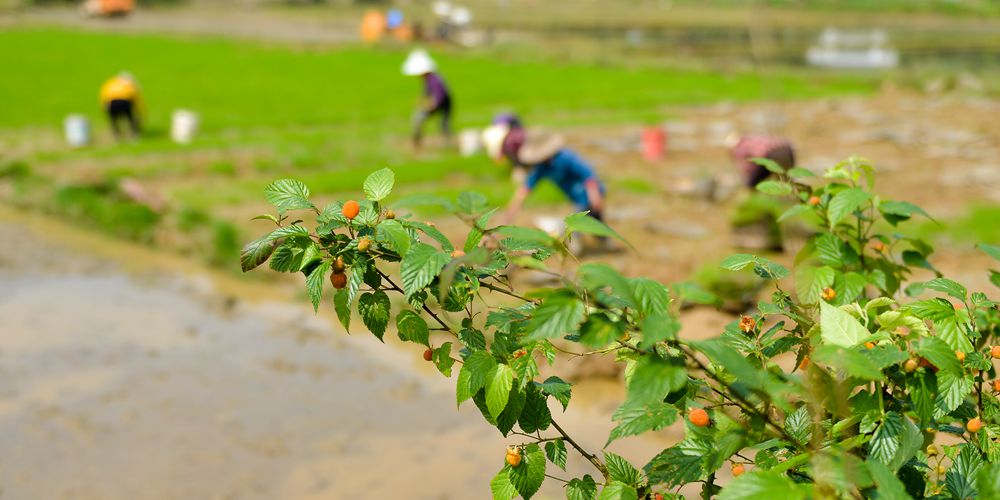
[545,439,567,471]
[346,265,364,305]
[579,312,625,348]
[815,233,858,268]
[946,445,984,500]
[977,463,1000,500]
[630,278,670,317]
[908,372,934,425]
[869,412,903,465]
[608,401,678,445]
[486,363,515,419]
[755,180,793,196]
[604,452,641,486]
[305,260,330,312]
[751,157,787,174]
[827,187,871,228]
[720,253,756,271]
[644,442,707,487]
[537,376,572,411]
[879,200,932,226]
[795,265,835,304]
[639,313,681,349]
[508,443,545,499]
[464,209,496,251]
[240,236,277,272]
[333,288,351,331]
[518,385,552,433]
[456,190,488,214]
[524,290,585,342]
[784,406,812,446]
[916,337,963,374]
[597,481,638,500]
[924,277,967,301]
[777,203,812,223]
[813,345,883,381]
[396,309,429,346]
[566,475,598,500]
[458,351,498,406]
[264,178,314,213]
[888,416,922,472]
[820,301,871,348]
[579,263,638,309]
[357,291,391,341]
[625,355,686,406]
[362,168,395,201]
[977,243,1000,262]
[403,220,455,251]
[717,471,808,500]
[400,243,450,297]
[935,370,974,416]
[937,317,975,352]
[432,342,455,376]
[375,219,411,256]
[787,167,816,178]
[490,467,518,500]
[564,212,632,249]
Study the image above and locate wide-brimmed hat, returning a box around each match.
[517,131,564,165]
[402,49,437,76]
[481,123,509,161]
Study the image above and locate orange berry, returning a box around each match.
[991,346,1000,359]
[329,271,347,289]
[505,446,522,467]
[808,196,821,206]
[451,249,466,258]
[384,209,396,220]
[967,417,982,433]
[357,237,372,252]
[871,240,886,253]
[739,315,755,334]
[821,287,837,301]
[512,350,527,359]
[798,356,810,370]
[731,463,746,477]
[423,348,433,362]
[865,342,875,349]
[689,408,710,427]
[332,256,345,272]
[992,379,1000,392]
[342,200,360,220]
[654,495,664,500]
[956,350,966,362]
[904,359,919,373]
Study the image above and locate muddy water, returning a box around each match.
[0,209,673,499]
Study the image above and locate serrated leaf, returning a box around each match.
[524,290,585,342]
[305,260,330,312]
[564,212,632,249]
[717,470,808,500]
[264,178,313,213]
[357,291,391,341]
[916,337,963,374]
[432,342,455,376]
[820,301,871,348]
[456,190,488,214]
[567,475,598,500]
[537,376,572,411]
[490,467,518,500]
[333,288,351,331]
[880,200,932,226]
[784,406,812,446]
[579,263,638,309]
[827,187,871,228]
[579,312,625,348]
[787,167,816,178]
[404,220,455,251]
[639,313,681,349]
[977,243,1000,262]
[752,156,787,174]
[777,203,812,223]
[486,363,515,419]
[459,351,498,406]
[375,219,410,256]
[644,441,707,488]
[755,180,793,196]
[240,236,277,272]
[796,265,835,304]
[935,370,974,416]
[362,168,395,201]
[625,355,686,406]
[937,317,974,352]
[545,439,567,471]
[814,345,883,380]
[608,401,678,445]
[604,452,641,486]
[869,412,903,465]
[400,243,450,297]
[508,443,545,499]
[518,385,552,433]
[925,277,967,301]
[720,253,756,271]
[396,309,429,346]
[630,278,670,317]
[597,481,638,500]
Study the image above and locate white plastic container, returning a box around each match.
[170,109,199,144]
[64,114,91,147]
[458,128,481,157]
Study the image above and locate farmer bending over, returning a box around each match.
[725,132,795,188]
[482,123,605,225]
[402,49,452,149]
[99,71,143,140]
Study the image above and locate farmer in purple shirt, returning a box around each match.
[402,49,452,149]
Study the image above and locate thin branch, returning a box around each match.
[375,268,459,337]
[550,419,608,480]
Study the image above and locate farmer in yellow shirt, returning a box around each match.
[99,72,143,139]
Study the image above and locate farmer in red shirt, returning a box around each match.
[726,133,796,187]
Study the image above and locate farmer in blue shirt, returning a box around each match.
[482,123,606,225]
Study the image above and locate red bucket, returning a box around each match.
[642,127,667,162]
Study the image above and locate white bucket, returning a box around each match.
[64,114,91,147]
[170,109,199,144]
[458,128,481,157]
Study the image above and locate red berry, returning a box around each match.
[329,272,347,289]
[423,348,433,362]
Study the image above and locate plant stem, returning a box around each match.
[550,419,608,480]
[376,268,459,337]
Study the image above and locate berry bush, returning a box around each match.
[242,158,1000,499]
